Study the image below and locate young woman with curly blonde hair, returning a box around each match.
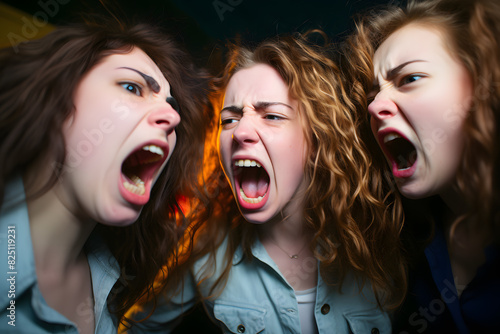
[343,0,500,332]
[132,32,405,334]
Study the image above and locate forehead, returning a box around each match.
[93,47,170,90]
[223,63,292,105]
[373,24,450,73]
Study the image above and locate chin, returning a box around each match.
[240,205,287,225]
[240,211,272,225]
[98,206,143,227]
[397,182,434,200]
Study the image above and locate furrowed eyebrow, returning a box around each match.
[254,101,294,111]
[385,60,426,81]
[118,67,160,93]
[370,59,428,94]
[220,105,243,114]
[220,101,294,114]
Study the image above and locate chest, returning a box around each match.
[270,247,318,291]
[198,260,391,334]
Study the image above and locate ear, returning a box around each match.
[65,116,74,128]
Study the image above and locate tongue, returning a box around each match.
[241,168,269,198]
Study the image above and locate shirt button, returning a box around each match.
[237,324,245,333]
[371,328,379,334]
[321,304,330,314]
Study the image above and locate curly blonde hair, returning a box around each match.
[167,32,407,310]
[343,0,500,245]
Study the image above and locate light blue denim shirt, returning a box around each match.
[132,237,391,334]
[0,176,121,333]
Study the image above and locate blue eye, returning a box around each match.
[167,96,180,113]
[399,74,423,86]
[120,82,142,96]
[265,114,283,121]
[220,118,238,126]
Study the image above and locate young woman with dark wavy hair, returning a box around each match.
[0,19,211,333]
[132,33,405,334]
[343,0,500,332]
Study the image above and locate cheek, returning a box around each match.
[412,78,471,130]
[167,131,177,155]
[278,153,306,197]
[411,97,468,145]
[66,99,120,149]
[441,95,471,134]
[218,132,233,171]
[401,95,441,137]
[370,117,378,136]
[78,90,145,130]
[160,131,177,170]
[282,133,307,177]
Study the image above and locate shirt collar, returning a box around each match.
[232,238,287,276]
[0,175,37,308]
[85,232,120,328]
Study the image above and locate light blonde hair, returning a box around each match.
[178,32,407,309]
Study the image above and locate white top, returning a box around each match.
[296,287,319,334]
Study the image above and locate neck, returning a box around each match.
[439,182,491,252]
[440,185,467,220]
[259,207,311,258]
[265,214,306,240]
[266,181,309,238]
[25,176,96,273]
[258,202,317,290]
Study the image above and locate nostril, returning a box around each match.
[379,110,392,116]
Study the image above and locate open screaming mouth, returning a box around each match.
[234,159,269,204]
[121,145,165,196]
[383,133,417,170]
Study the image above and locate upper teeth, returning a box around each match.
[234,159,261,167]
[143,145,164,157]
[383,133,402,143]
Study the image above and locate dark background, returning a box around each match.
[2,0,391,74]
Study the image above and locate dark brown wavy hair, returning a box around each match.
[0,19,212,326]
[157,32,407,311]
[342,0,500,246]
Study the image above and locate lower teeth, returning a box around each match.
[124,175,145,195]
[240,188,264,204]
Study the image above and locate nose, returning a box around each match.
[148,101,181,134]
[232,115,259,145]
[367,91,399,121]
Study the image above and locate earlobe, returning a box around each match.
[65,102,80,127]
[63,114,75,130]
